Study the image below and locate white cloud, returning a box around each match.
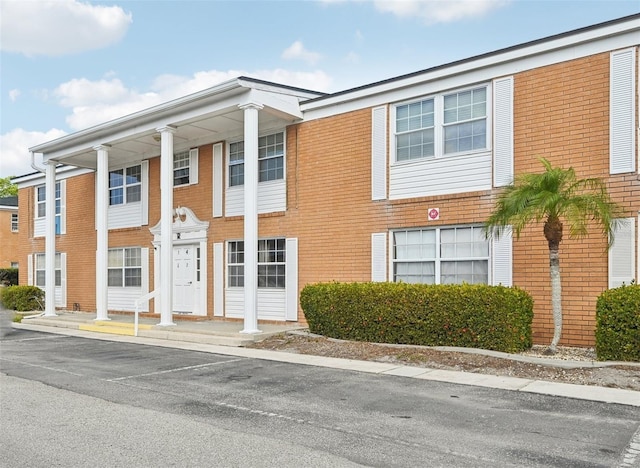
[0,128,68,178]
[54,69,333,131]
[0,0,132,56]
[8,89,21,102]
[282,41,323,66]
[372,0,510,23]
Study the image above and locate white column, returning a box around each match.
[94,145,110,321]
[44,161,57,316]
[239,103,262,334]
[157,126,176,326]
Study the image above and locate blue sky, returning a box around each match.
[1,0,638,179]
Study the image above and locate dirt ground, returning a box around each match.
[248,332,640,392]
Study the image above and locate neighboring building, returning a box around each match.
[13,15,639,346]
[0,196,19,271]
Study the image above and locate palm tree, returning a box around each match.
[485,158,622,354]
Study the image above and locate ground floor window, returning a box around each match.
[108,247,142,287]
[393,225,488,284]
[35,253,61,287]
[227,238,286,288]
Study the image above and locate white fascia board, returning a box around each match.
[0,205,18,211]
[301,18,640,120]
[237,77,325,100]
[13,166,93,188]
[241,89,304,120]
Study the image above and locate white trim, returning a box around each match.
[493,76,514,186]
[371,106,387,200]
[491,227,512,286]
[285,238,298,321]
[189,148,199,185]
[213,242,224,316]
[213,143,223,218]
[610,47,636,174]
[609,217,635,288]
[27,254,33,286]
[371,232,387,282]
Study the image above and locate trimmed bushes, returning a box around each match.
[301,282,533,353]
[596,285,640,362]
[0,285,44,312]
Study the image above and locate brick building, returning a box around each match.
[14,14,639,346]
[0,196,19,271]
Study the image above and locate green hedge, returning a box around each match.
[596,284,640,361]
[301,282,533,353]
[0,285,44,312]
[0,268,18,286]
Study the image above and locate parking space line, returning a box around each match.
[106,357,248,381]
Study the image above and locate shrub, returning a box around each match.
[301,282,533,353]
[596,284,640,362]
[0,285,45,312]
[0,268,18,286]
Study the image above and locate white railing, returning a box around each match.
[134,290,158,337]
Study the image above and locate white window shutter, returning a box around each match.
[60,252,67,307]
[27,254,33,286]
[213,243,224,316]
[610,48,636,174]
[371,232,387,282]
[189,148,199,185]
[491,227,512,286]
[140,247,149,312]
[371,106,387,200]
[493,77,514,187]
[141,160,149,226]
[59,180,66,234]
[285,238,299,321]
[609,217,635,288]
[213,143,223,218]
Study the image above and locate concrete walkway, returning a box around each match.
[9,311,640,408]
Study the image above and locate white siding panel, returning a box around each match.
[225,289,244,319]
[285,238,298,321]
[59,180,66,234]
[213,242,224,316]
[610,48,636,174]
[609,217,635,288]
[108,287,143,311]
[225,180,286,216]
[139,247,149,312]
[213,143,223,218]
[224,288,286,320]
[371,233,387,282]
[189,148,199,185]
[372,106,387,200]
[27,254,33,285]
[491,227,512,286]
[141,160,149,226]
[108,202,142,229]
[389,152,492,200]
[59,252,67,307]
[493,77,514,187]
[34,218,45,238]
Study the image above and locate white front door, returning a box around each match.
[173,246,195,313]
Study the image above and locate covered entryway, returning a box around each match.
[151,206,209,317]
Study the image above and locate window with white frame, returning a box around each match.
[228,132,284,186]
[10,262,18,269]
[107,247,142,287]
[393,225,489,285]
[174,150,190,186]
[227,238,286,288]
[35,253,61,287]
[11,213,18,232]
[395,86,488,162]
[109,165,141,206]
[36,182,62,234]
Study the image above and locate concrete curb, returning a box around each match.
[10,321,640,408]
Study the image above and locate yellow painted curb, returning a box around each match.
[93,321,153,330]
[79,322,153,336]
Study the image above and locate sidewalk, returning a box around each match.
[9,311,640,408]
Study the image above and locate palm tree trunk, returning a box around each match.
[548,246,562,354]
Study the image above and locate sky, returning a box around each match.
[1,0,638,179]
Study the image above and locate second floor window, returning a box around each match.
[36,182,61,234]
[395,86,488,162]
[174,151,190,186]
[109,165,141,206]
[228,132,284,186]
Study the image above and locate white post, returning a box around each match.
[44,161,57,316]
[94,145,110,321]
[157,126,176,327]
[239,103,262,334]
